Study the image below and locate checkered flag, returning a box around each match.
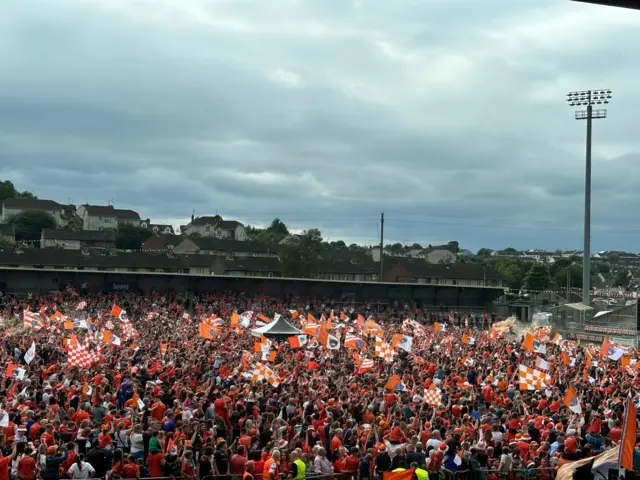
[375,336,395,362]
[518,364,551,390]
[424,387,442,406]
[67,345,101,368]
[251,364,280,387]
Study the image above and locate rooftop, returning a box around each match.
[41,228,116,242]
[3,198,61,210]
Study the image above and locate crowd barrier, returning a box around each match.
[76,467,566,480]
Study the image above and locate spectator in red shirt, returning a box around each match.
[17,445,37,480]
[121,455,140,479]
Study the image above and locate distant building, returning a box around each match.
[173,237,279,258]
[1,198,63,225]
[41,229,117,251]
[140,219,175,235]
[76,205,141,230]
[142,233,183,252]
[424,246,456,264]
[182,215,247,240]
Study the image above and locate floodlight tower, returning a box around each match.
[566,89,612,305]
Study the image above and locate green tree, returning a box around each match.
[613,270,630,287]
[266,218,289,236]
[7,209,56,243]
[0,180,37,202]
[494,258,530,290]
[598,262,611,274]
[280,228,324,278]
[65,215,83,231]
[446,241,460,253]
[552,264,583,290]
[386,243,404,253]
[348,243,366,253]
[116,225,152,250]
[524,263,551,291]
[607,253,621,264]
[328,240,347,251]
[476,248,493,256]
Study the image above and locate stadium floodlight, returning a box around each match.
[566,89,612,306]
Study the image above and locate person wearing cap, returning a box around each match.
[43,445,68,480]
[374,444,391,474]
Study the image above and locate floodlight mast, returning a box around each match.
[566,89,611,306]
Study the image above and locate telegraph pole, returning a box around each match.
[379,213,384,282]
[566,89,612,305]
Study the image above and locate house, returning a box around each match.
[140,219,175,235]
[76,205,117,231]
[318,254,378,282]
[212,257,282,277]
[173,237,280,258]
[1,198,63,225]
[182,215,247,240]
[40,229,116,251]
[0,224,15,245]
[76,205,141,230]
[424,246,456,264]
[143,233,184,252]
[383,257,506,287]
[114,209,141,227]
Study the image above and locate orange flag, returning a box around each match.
[160,343,168,356]
[619,396,637,470]
[230,313,240,328]
[199,323,217,340]
[383,469,415,480]
[64,321,74,330]
[600,336,612,358]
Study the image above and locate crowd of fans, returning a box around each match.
[0,289,637,480]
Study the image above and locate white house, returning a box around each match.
[182,215,247,241]
[424,246,456,264]
[77,205,141,230]
[1,198,63,225]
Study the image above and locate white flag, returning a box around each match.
[24,342,36,365]
[398,335,413,352]
[326,334,341,350]
[535,357,548,371]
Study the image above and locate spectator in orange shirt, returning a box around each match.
[40,424,55,448]
[150,398,166,422]
[330,430,343,457]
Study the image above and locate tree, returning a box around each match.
[7,209,56,243]
[386,243,404,253]
[613,270,630,287]
[328,240,347,251]
[494,258,530,290]
[266,218,289,236]
[524,263,551,291]
[446,241,460,253]
[280,229,324,278]
[607,253,621,264]
[65,215,83,231]
[552,264,583,290]
[476,248,493,257]
[116,225,152,250]
[0,180,37,202]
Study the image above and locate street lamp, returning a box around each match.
[566,89,612,306]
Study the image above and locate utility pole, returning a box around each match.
[566,89,612,305]
[566,268,571,302]
[379,213,384,282]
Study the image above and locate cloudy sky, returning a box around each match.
[2,0,640,253]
